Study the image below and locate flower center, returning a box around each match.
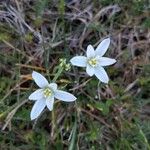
[88,57,98,67]
[43,88,52,98]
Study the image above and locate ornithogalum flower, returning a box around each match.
[29,71,76,120]
[70,38,116,83]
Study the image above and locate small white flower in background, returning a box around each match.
[70,38,116,83]
[29,71,76,120]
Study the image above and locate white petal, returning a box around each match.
[32,71,49,88]
[86,45,95,58]
[46,96,54,111]
[29,89,43,100]
[99,57,116,66]
[55,90,76,102]
[70,56,87,67]
[48,83,57,91]
[95,38,110,56]
[30,99,46,120]
[86,65,95,76]
[94,66,109,83]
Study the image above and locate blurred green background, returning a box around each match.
[0,0,150,149]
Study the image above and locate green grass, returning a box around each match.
[0,0,150,149]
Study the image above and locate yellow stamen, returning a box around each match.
[88,58,97,67]
[43,88,52,98]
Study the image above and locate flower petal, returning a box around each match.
[70,56,87,67]
[86,65,95,76]
[99,57,116,66]
[48,83,57,91]
[30,99,46,120]
[29,89,43,100]
[55,90,76,102]
[32,71,49,88]
[86,45,95,58]
[46,96,54,111]
[94,66,109,83]
[95,38,110,56]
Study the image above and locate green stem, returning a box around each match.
[52,66,63,82]
[51,109,55,138]
[51,65,64,138]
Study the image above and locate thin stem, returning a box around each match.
[51,65,64,138]
[51,109,55,138]
[52,66,64,82]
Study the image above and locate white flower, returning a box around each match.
[29,71,77,120]
[70,38,116,83]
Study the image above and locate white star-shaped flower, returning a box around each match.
[70,38,116,83]
[29,71,77,120]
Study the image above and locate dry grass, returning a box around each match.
[0,0,150,149]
